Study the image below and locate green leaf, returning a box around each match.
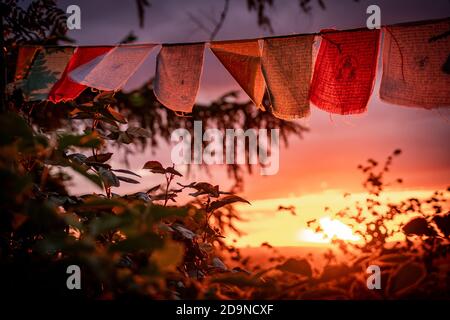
[58,132,101,150]
[109,233,163,252]
[89,214,132,235]
[69,162,103,188]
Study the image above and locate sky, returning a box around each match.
[48,0,450,246]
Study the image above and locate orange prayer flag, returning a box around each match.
[310,29,380,114]
[210,39,265,107]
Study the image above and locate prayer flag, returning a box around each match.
[380,19,450,108]
[49,46,113,103]
[22,47,74,101]
[261,35,315,119]
[210,39,265,107]
[154,43,205,113]
[310,29,380,114]
[69,44,156,92]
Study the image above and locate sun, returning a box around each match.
[297,216,360,244]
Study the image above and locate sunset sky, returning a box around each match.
[54,0,450,247]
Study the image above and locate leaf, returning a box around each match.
[69,162,103,188]
[77,198,127,211]
[433,213,450,237]
[117,132,132,144]
[186,182,220,197]
[132,192,151,202]
[86,152,113,163]
[320,264,353,281]
[172,224,196,240]
[94,91,116,104]
[110,233,163,252]
[112,169,141,178]
[117,176,140,184]
[150,206,188,219]
[212,257,228,271]
[143,161,166,174]
[58,132,101,150]
[105,106,127,124]
[277,258,312,277]
[84,161,111,169]
[165,166,183,177]
[388,262,426,297]
[126,126,151,138]
[211,274,263,287]
[89,214,130,235]
[208,195,250,212]
[150,240,184,273]
[402,217,437,236]
[146,184,161,194]
[374,253,412,267]
[67,153,87,165]
[99,167,120,188]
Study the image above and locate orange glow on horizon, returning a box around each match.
[297,217,360,244]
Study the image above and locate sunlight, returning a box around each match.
[297,216,360,244]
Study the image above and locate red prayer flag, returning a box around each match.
[48,46,113,103]
[310,29,380,114]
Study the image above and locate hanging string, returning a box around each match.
[321,34,342,54]
[384,26,406,82]
[19,17,449,49]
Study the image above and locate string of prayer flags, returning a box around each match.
[49,46,113,103]
[69,44,156,92]
[380,19,450,108]
[14,46,40,81]
[210,39,265,107]
[261,35,315,119]
[154,43,205,113]
[21,47,75,101]
[310,29,380,114]
[13,17,450,118]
